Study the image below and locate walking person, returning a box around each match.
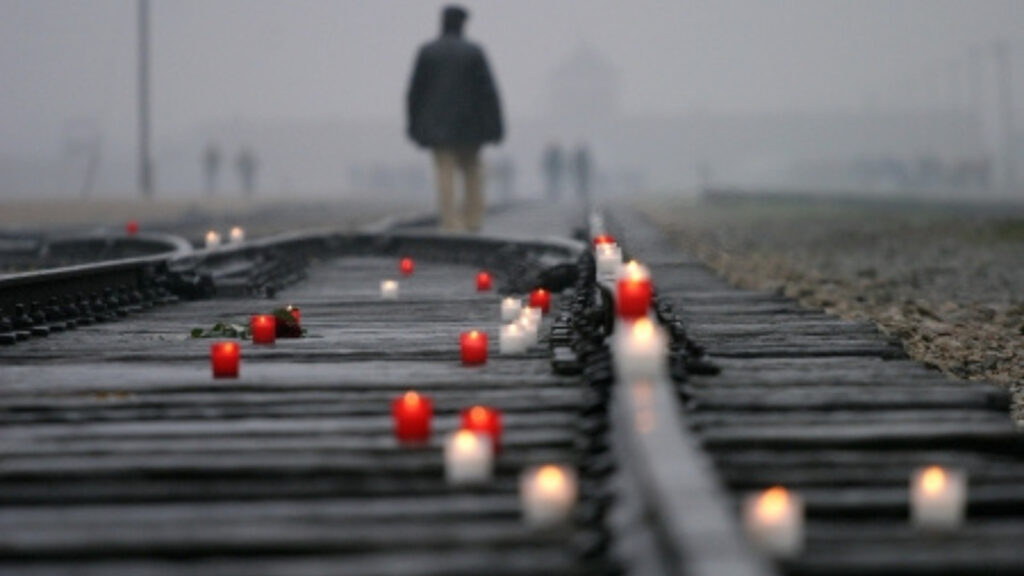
[203,143,221,195]
[572,145,592,201]
[406,5,504,232]
[236,147,258,197]
[542,142,564,200]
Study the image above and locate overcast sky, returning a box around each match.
[2,0,1022,159]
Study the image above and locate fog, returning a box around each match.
[2,0,1022,200]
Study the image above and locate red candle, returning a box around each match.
[125,220,140,235]
[251,314,276,344]
[392,390,433,443]
[400,257,415,276]
[285,305,301,325]
[460,330,488,365]
[461,405,503,449]
[617,276,653,318]
[476,271,493,292]
[210,341,240,378]
[529,289,551,314]
[593,234,616,246]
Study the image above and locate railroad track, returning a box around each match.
[0,203,1020,575]
[608,208,1024,576]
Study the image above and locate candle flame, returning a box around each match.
[536,465,565,492]
[454,430,478,451]
[757,486,790,521]
[632,318,654,341]
[469,406,489,424]
[403,391,421,407]
[624,260,648,281]
[507,323,520,335]
[469,330,480,339]
[921,466,947,495]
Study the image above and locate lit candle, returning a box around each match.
[523,306,542,326]
[205,230,221,248]
[476,271,493,292]
[501,297,522,322]
[617,262,653,319]
[612,318,668,381]
[516,314,539,348]
[285,305,301,325]
[391,390,433,443]
[592,234,616,247]
[460,330,488,365]
[380,280,399,300]
[250,314,276,344]
[520,464,578,528]
[399,257,415,277]
[596,244,622,282]
[210,341,240,378]
[125,220,140,235]
[229,226,245,243]
[499,322,528,355]
[743,486,804,558]
[460,405,503,449]
[444,430,493,486]
[529,289,551,314]
[911,465,966,531]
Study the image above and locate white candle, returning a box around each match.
[517,311,539,348]
[204,230,222,248]
[500,322,528,355]
[744,486,804,558]
[524,306,542,326]
[520,464,578,528]
[596,244,622,282]
[501,297,522,322]
[229,226,245,243]
[612,318,668,381]
[444,430,493,486]
[911,465,966,531]
[380,279,399,300]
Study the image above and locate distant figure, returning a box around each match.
[406,5,504,232]
[237,148,258,197]
[492,156,515,203]
[542,143,564,200]
[203,143,221,195]
[572,145,592,201]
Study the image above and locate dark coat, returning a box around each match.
[406,32,503,149]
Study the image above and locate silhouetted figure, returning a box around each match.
[542,143,564,200]
[236,148,258,197]
[203,143,221,195]
[492,156,515,202]
[406,5,503,232]
[572,145,592,201]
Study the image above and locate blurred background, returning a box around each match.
[2,0,1022,401]
[2,0,1021,213]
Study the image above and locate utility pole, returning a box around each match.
[138,0,153,198]
[995,41,1016,195]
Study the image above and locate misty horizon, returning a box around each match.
[2,0,1022,199]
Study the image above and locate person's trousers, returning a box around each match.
[433,147,484,232]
